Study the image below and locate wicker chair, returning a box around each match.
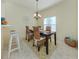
[26,26,33,42]
[33,26,45,51]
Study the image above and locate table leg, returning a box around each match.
[46,36,49,55]
[54,33,56,45]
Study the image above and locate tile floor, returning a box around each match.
[2,35,78,59]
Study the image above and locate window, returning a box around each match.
[44,16,56,32]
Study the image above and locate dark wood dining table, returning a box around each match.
[29,29,56,55]
[40,31,56,55]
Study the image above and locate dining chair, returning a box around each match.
[26,26,33,42]
[33,26,45,51]
[46,26,51,42]
[46,26,51,32]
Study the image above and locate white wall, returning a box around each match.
[40,0,77,45]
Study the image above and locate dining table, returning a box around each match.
[40,31,56,55]
[29,29,56,55]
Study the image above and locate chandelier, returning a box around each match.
[33,0,42,20]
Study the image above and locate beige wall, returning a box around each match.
[1,0,77,49]
[1,1,36,50]
[40,0,77,44]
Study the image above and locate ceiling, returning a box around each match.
[3,0,63,12]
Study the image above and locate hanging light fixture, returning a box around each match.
[33,0,42,20]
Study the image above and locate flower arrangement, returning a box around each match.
[1,17,7,25]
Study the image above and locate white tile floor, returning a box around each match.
[2,36,78,59]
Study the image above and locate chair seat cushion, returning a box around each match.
[34,37,45,41]
[28,32,33,35]
[40,37,45,40]
[34,37,46,46]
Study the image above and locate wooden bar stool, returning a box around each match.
[8,30,20,59]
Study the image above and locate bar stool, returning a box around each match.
[8,30,20,59]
